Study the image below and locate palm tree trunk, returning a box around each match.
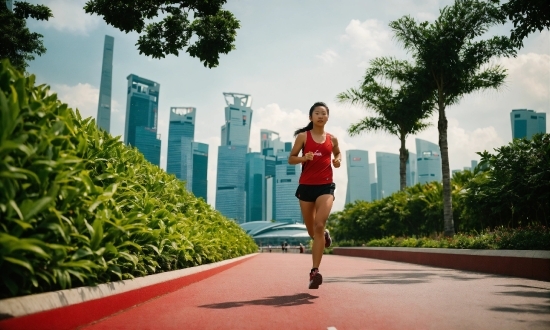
[438,102,455,236]
[399,131,408,191]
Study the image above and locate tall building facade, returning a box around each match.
[416,138,442,184]
[191,142,208,201]
[406,152,417,187]
[246,152,266,222]
[96,35,114,133]
[6,0,13,11]
[369,163,377,201]
[166,107,196,188]
[125,74,161,165]
[345,150,370,204]
[275,152,302,223]
[376,152,400,199]
[216,93,253,223]
[510,109,546,139]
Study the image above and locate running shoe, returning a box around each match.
[309,269,323,289]
[324,229,332,248]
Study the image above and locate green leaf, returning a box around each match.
[3,256,34,273]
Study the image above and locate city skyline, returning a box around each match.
[25,0,549,212]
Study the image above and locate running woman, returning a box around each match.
[288,101,341,289]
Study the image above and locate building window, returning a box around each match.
[514,114,520,118]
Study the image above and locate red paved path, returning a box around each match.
[80,253,550,330]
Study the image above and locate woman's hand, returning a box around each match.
[304,151,314,161]
[332,158,341,168]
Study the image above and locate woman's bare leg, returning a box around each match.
[311,194,333,268]
[300,200,316,239]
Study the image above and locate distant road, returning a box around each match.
[81,253,550,330]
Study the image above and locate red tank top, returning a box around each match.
[299,130,333,185]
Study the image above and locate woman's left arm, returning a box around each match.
[331,136,341,168]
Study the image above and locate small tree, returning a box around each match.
[337,57,433,191]
[84,0,240,68]
[0,1,53,71]
[389,0,516,236]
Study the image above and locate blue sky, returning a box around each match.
[25,0,549,211]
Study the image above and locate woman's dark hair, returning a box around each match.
[293,102,329,137]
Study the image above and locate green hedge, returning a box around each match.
[0,60,257,299]
[364,226,549,250]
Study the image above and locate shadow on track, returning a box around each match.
[199,293,318,309]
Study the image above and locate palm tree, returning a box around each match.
[389,0,516,236]
[337,57,433,191]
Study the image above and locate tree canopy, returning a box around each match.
[389,0,517,236]
[83,0,240,68]
[492,0,550,47]
[0,1,52,71]
[337,57,434,191]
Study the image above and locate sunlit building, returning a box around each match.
[191,142,208,201]
[216,93,253,223]
[376,152,400,199]
[96,35,114,133]
[125,74,161,166]
[345,150,370,204]
[416,138,442,184]
[167,107,196,187]
[275,152,302,223]
[510,109,546,139]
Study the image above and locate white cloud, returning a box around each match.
[340,19,396,64]
[38,0,101,35]
[316,49,339,64]
[498,53,550,101]
[51,82,98,119]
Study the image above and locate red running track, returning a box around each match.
[77,253,549,330]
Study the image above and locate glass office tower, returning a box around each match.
[416,138,442,184]
[192,142,208,201]
[96,35,114,133]
[275,152,302,223]
[369,163,377,201]
[406,152,417,187]
[167,107,196,189]
[125,74,161,166]
[376,152,400,199]
[216,93,253,223]
[510,109,546,139]
[246,152,266,222]
[345,150,370,204]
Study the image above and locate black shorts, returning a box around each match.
[295,183,336,202]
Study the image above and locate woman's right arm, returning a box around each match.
[288,133,307,165]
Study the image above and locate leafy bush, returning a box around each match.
[462,134,550,229]
[364,226,549,250]
[0,60,257,298]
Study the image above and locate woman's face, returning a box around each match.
[310,106,329,125]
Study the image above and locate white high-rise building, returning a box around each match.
[416,138,442,184]
[216,93,253,223]
[345,150,370,204]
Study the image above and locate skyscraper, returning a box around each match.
[345,150,370,204]
[406,152,417,187]
[275,152,302,223]
[191,142,208,201]
[416,138,442,184]
[125,74,161,166]
[167,107,196,188]
[376,152,400,199]
[6,0,13,11]
[246,152,266,222]
[510,109,546,139]
[471,160,478,171]
[96,35,114,133]
[216,93,253,223]
[369,163,377,201]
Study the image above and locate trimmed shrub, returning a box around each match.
[0,60,257,298]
